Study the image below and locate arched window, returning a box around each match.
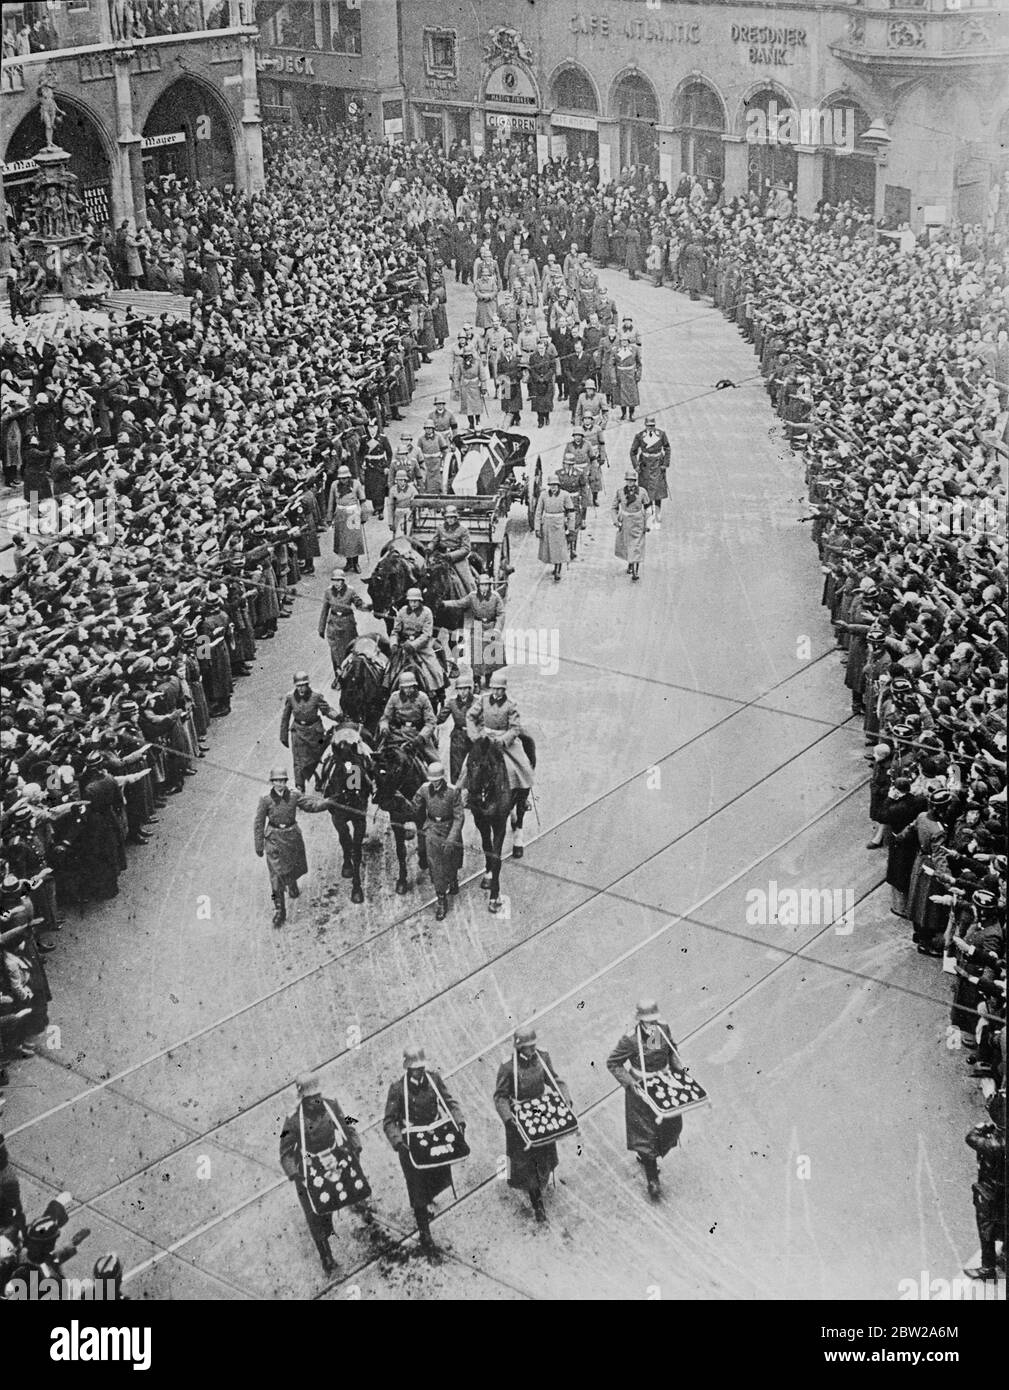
[676,81,725,183]
[552,67,597,114]
[744,88,797,202]
[4,98,112,228]
[612,73,659,175]
[821,101,875,212]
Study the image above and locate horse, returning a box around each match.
[315,731,374,903]
[371,733,430,894]
[422,548,468,647]
[464,733,536,913]
[336,635,389,739]
[382,640,449,715]
[367,545,422,635]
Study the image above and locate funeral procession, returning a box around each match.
[0,0,1006,1326]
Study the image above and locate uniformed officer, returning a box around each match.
[411,761,464,919]
[383,1045,466,1261]
[579,409,608,507]
[493,1026,573,1224]
[426,397,459,450]
[252,768,333,927]
[630,414,671,528]
[556,436,592,559]
[388,433,421,493]
[441,571,506,685]
[437,666,478,781]
[318,568,372,688]
[390,586,444,695]
[417,421,447,494]
[379,670,438,761]
[607,999,684,1200]
[279,1071,368,1276]
[465,670,534,859]
[279,671,334,790]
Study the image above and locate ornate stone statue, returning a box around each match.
[38,74,64,150]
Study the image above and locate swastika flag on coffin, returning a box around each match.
[452,445,500,496]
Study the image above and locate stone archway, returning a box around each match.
[674,78,726,185]
[4,94,114,228]
[610,70,660,176]
[141,77,237,191]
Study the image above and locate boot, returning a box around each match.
[511,822,524,859]
[435,895,448,921]
[530,1188,547,1223]
[448,877,460,896]
[415,1206,441,1262]
[315,1236,336,1275]
[642,1156,660,1200]
[288,879,300,899]
[272,894,286,928]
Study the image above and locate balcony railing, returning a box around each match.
[1,1,231,60]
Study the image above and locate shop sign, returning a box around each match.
[551,112,598,132]
[258,52,316,77]
[485,64,537,107]
[487,112,536,133]
[142,132,186,150]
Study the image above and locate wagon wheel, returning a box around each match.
[526,455,543,531]
[494,529,511,601]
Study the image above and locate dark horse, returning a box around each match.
[336,635,389,740]
[371,733,429,894]
[465,733,535,913]
[315,732,374,903]
[367,545,422,635]
[422,548,468,648]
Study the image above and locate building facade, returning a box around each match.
[254,0,402,139]
[396,0,1009,227]
[1,0,264,249]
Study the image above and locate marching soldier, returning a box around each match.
[416,421,447,494]
[388,433,421,494]
[318,567,372,688]
[279,1071,368,1276]
[494,1026,572,1224]
[533,472,575,581]
[411,761,464,920]
[379,670,438,762]
[280,672,334,791]
[437,665,478,782]
[383,1045,466,1261]
[252,767,334,927]
[607,999,685,1200]
[426,396,459,450]
[613,470,652,582]
[630,414,670,528]
[580,408,608,507]
[556,434,592,559]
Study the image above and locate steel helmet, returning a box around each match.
[489,670,508,689]
[635,998,660,1022]
[93,1252,123,1281]
[398,671,418,688]
[513,1025,537,1049]
[403,1044,426,1069]
[406,587,423,602]
[293,671,310,685]
[454,668,474,687]
[269,767,289,781]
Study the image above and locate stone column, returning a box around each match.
[794,146,824,219]
[240,33,265,192]
[0,174,11,274]
[657,125,678,192]
[113,50,141,228]
[721,135,748,202]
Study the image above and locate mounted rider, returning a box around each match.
[464,669,534,854]
[390,586,445,695]
[379,670,438,762]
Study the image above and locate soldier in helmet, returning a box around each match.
[280,671,335,791]
[318,565,372,689]
[607,999,684,1200]
[465,669,534,852]
[440,570,505,686]
[92,1251,128,1300]
[390,586,444,697]
[436,665,477,781]
[379,669,438,762]
[383,1045,466,1261]
[493,1026,573,1224]
[279,1071,367,1276]
[411,761,464,920]
[252,767,335,927]
[556,434,592,559]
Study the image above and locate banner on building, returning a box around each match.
[551,112,597,133]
